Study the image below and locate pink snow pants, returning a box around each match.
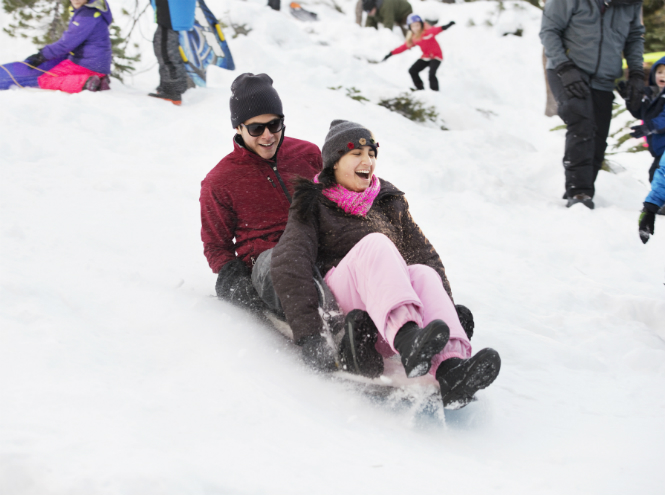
[37,60,105,94]
[324,233,472,376]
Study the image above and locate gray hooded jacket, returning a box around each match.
[540,0,644,91]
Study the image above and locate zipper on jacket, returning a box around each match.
[592,2,607,77]
[271,164,293,204]
[267,176,277,188]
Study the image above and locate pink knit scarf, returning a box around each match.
[314,174,381,217]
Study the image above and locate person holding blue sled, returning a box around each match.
[149,0,197,105]
[0,0,112,93]
[382,14,454,91]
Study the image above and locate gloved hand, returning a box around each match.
[616,80,628,99]
[442,21,455,29]
[556,62,589,99]
[24,51,45,67]
[301,334,338,372]
[626,68,645,104]
[638,204,658,244]
[455,304,474,340]
[630,123,652,139]
[382,52,392,62]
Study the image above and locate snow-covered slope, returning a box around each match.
[1,1,664,493]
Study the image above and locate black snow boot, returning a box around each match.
[339,310,384,378]
[393,320,449,378]
[566,193,594,209]
[435,348,501,409]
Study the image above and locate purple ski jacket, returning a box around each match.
[41,0,113,75]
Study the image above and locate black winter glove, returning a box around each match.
[626,68,645,105]
[442,21,455,30]
[382,52,392,62]
[300,334,338,372]
[630,123,652,139]
[24,51,46,68]
[455,304,474,340]
[638,203,658,244]
[215,259,268,313]
[556,62,589,99]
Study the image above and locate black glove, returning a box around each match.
[24,51,45,67]
[556,62,589,99]
[616,80,628,99]
[442,21,455,30]
[630,123,652,139]
[626,69,645,105]
[638,203,658,244]
[215,259,267,313]
[382,52,392,62]
[300,334,338,372]
[455,304,474,340]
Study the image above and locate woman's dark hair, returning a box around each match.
[317,166,337,188]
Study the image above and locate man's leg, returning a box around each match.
[547,69,596,198]
[409,59,428,91]
[153,24,188,97]
[251,249,285,318]
[590,89,615,196]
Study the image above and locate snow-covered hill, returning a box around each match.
[1,1,664,493]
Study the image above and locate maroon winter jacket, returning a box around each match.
[200,135,322,273]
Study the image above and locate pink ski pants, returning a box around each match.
[324,233,472,376]
[38,59,105,94]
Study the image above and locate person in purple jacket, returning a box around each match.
[24,0,113,94]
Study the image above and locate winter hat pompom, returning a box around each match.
[321,119,378,169]
[230,73,284,128]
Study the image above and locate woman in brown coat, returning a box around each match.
[271,120,500,409]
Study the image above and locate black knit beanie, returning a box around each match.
[230,73,284,128]
[321,120,379,169]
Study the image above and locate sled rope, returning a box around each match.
[0,61,60,89]
[0,64,24,88]
[20,61,59,76]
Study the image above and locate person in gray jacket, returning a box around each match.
[540,0,644,209]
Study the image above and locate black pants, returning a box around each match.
[649,154,662,183]
[153,25,189,96]
[251,248,344,335]
[547,69,614,198]
[409,59,441,91]
[251,249,284,317]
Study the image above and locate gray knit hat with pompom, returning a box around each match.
[321,120,379,169]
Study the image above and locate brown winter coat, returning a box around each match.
[271,177,453,344]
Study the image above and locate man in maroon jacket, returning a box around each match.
[200,73,322,314]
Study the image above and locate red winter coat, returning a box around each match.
[391,26,444,60]
[200,135,322,273]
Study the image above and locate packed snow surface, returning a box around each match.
[1,1,664,493]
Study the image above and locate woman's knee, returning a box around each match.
[353,233,402,260]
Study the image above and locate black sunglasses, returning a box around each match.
[242,118,284,137]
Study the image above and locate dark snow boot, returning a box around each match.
[566,193,594,209]
[84,76,101,92]
[435,348,501,409]
[339,310,384,378]
[148,91,182,106]
[393,320,449,378]
[100,75,111,91]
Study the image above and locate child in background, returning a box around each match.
[381,14,454,91]
[624,56,665,184]
[23,0,112,93]
[638,154,665,244]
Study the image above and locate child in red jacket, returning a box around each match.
[382,14,454,91]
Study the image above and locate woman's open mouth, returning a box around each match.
[356,170,371,180]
